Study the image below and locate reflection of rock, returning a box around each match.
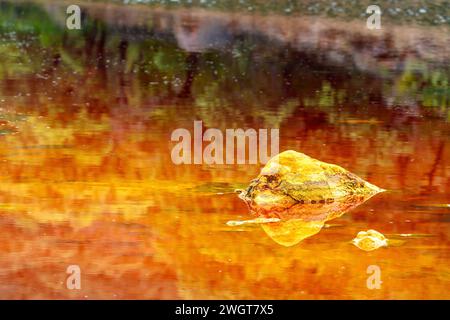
[47,2,449,72]
[261,219,324,247]
[253,194,375,247]
[248,193,378,221]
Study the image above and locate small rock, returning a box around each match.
[352,229,388,251]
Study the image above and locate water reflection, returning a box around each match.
[0,1,449,299]
[246,194,379,246]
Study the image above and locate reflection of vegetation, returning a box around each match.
[0,2,60,36]
[0,43,34,78]
[0,1,449,124]
[304,82,346,108]
[390,61,450,119]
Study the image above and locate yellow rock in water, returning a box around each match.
[352,229,388,251]
[240,150,384,210]
[236,150,386,247]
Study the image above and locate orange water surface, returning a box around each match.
[0,1,449,299]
